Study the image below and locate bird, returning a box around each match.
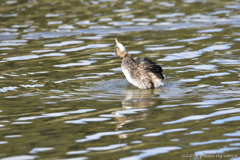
[114,38,164,89]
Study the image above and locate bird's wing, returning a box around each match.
[135,57,164,79]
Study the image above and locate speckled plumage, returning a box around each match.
[114,39,164,89]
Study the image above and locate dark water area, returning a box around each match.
[0,0,240,159]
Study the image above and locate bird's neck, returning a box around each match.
[122,51,132,58]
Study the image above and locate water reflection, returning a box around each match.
[113,88,162,129]
[122,88,162,109]
[76,128,145,143]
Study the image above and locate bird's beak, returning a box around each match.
[115,38,119,44]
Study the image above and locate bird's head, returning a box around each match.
[114,38,127,59]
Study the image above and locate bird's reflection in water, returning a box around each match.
[114,87,163,133]
[122,88,163,109]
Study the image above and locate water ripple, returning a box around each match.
[178,36,211,42]
[121,146,181,160]
[29,148,54,154]
[197,28,224,33]
[143,128,188,137]
[60,44,111,52]
[54,60,96,67]
[65,118,111,124]
[1,155,38,160]
[44,41,84,47]
[15,109,96,121]
[190,138,240,146]
[87,143,127,151]
[145,45,185,51]
[155,13,185,18]
[224,131,240,137]
[76,128,145,143]
[4,53,65,61]
[112,8,132,12]
[163,108,240,124]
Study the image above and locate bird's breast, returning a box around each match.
[122,66,136,86]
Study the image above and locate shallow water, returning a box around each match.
[0,0,240,160]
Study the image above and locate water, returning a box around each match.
[0,0,240,159]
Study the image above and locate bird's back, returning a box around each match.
[121,57,164,89]
[135,57,164,79]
